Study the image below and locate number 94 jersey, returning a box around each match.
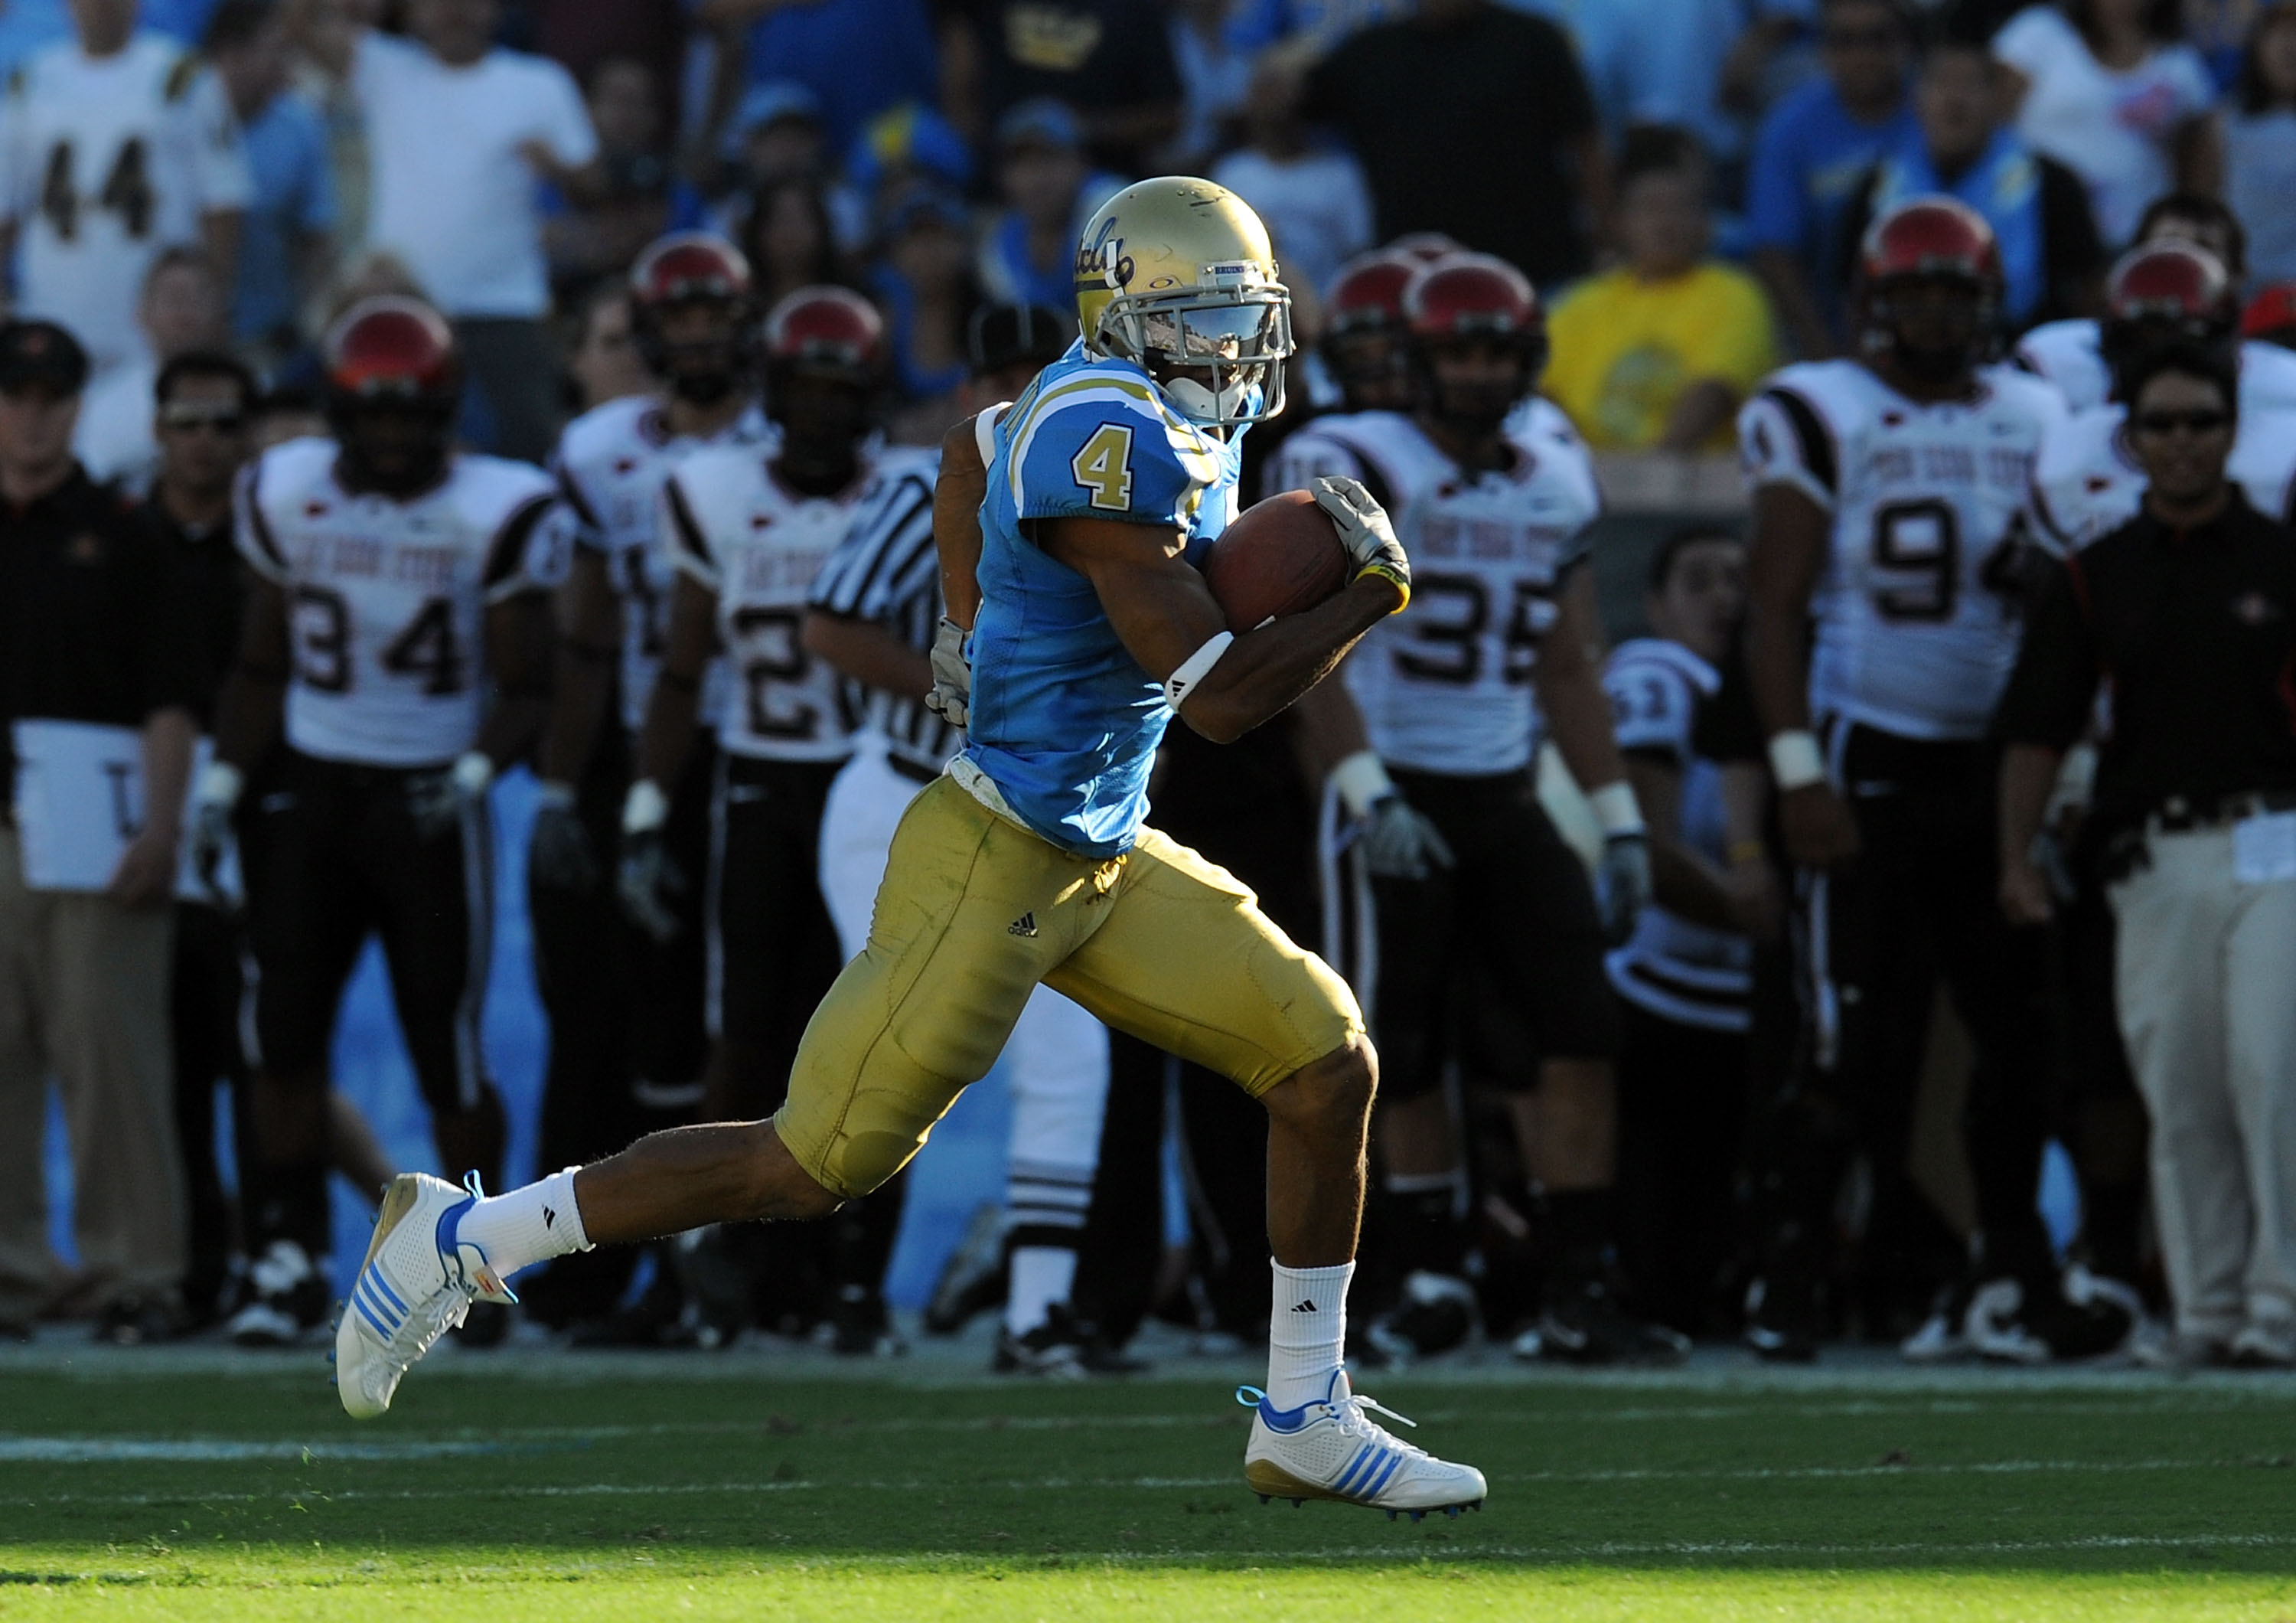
[1270,403,1600,776]
[234,438,566,766]
[1737,359,2066,742]
[666,442,939,762]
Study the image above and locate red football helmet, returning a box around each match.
[762,285,885,382]
[2106,240,2234,331]
[1320,250,1419,410]
[1388,231,1466,266]
[629,231,756,401]
[1325,251,1417,338]
[1856,196,2002,379]
[631,230,753,309]
[323,295,459,409]
[1403,253,1545,428]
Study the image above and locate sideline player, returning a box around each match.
[804,301,1120,1373]
[523,232,771,1337]
[192,297,564,1342]
[623,285,929,1352]
[1738,196,2072,1360]
[338,177,1486,1518]
[1272,254,1672,1367]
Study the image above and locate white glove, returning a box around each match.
[1588,781,1651,943]
[1310,475,1410,609]
[528,779,597,892]
[924,616,970,730]
[407,751,494,841]
[190,759,243,908]
[1333,750,1453,881]
[617,779,685,944]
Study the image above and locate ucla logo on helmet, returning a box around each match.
[1074,216,1133,291]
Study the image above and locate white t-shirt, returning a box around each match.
[0,34,251,372]
[1993,6,2213,247]
[1208,145,1373,299]
[73,358,158,493]
[352,34,596,319]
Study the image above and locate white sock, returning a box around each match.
[458,1167,592,1278]
[1267,1258,1353,1410]
[1005,1244,1078,1337]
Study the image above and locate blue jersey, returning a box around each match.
[962,341,1241,857]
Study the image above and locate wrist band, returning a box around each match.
[196,759,244,812]
[1767,729,1826,792]
[1589,779,1645,837]
[452,751,494,798]
[621,778,669,835]
[1162,631,1234,710]
[535,779,577,810]
[1331,749,1396,819]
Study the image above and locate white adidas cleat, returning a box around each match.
[334,1172,514,1420]
[1238,1370,1487,1520]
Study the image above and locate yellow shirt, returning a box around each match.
[1544,262,1781,452]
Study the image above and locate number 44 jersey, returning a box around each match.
[1737,359,2066,743]
[235,437,566,766]
[1271,401,1601,776]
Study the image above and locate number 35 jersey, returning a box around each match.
[1737,359,2066,742]
[666,442,937,763]
[1272,402,1600,776]
[235,438,566,766]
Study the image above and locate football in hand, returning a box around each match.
[1202,491,1351,631]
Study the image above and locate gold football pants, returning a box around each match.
[774,776,1363,1199]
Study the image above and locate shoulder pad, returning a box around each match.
[452,453,556,527]
[1006,370,1221,527]
[555,396,658,481]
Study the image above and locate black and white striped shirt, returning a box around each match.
[807,450,957,770]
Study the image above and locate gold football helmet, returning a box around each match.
[1072,176,1293,427]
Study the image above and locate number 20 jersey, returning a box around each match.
[1737,360,2066,742]
[1271,402,1600,776]
[235,438,565,766]
[665,441,938,762]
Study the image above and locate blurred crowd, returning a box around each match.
[2,0,2295,1373]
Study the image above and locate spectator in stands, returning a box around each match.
[1586,0,1810,186]
[295,0,603,462]
[976,100,1114,312]
[1746,0,1919,358]
[1998,340,2296,1368]
[719,80,830,195]
[546,57,690,299]
[0,0,249,375]
[1842,31,2107,332]
[1300,0,1606,289]
[565,282,654,410]
[2224,2,2296,287]
[206,0,334,369]
[872,187,977,442]
[1163,0,1254,173]
[1993,0,2219,249]
[740,176,845,312]
[1210,52,1373,299]
[0,321,201,1346]
[703,0,938,157]
[247,384,325,451]
[1544,129,1779,453]
[941,0,1181,175]
[75,248,230,491]
[840,100,968,253]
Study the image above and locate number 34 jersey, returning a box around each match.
[1271,402,1601,776]
[235,438,566,766]
[1737,359,2066,743]
[665,442,938,762]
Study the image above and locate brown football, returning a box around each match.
[1202,490,1351,631]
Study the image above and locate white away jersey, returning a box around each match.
[2,34,250,372]
[550,394,774,733]
[236,439,566,766]
[1602,638,1750,1034]
[2015,319,2296,416]
[1273,402,1601,776]
[667,442,937,762]
[1738,360,2065,741]
[2030,396,2296,552]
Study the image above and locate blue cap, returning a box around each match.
[995,97,1081,154]
[883,185,970,239]
[722,80,823,158]
[846,100,974,193]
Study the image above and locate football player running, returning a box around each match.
[194,298,565,1345]
[1273,255,1675,1368]
[335,177,1485,1520]
[1739,197,2077,1361]
[523,233,774,1339]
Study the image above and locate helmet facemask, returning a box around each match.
[640,295,753,407]
[1094,273,1293,429]
[1863,274,1994,384]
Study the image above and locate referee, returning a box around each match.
[1998,338,2296,1369]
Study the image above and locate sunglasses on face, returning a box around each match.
[159,403,247,434]
[2132,409,2232,436]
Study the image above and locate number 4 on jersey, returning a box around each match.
[1071,423,1135,512]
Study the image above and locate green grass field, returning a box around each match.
[4,1344,2296,1620]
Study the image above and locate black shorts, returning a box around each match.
[246,749,491,1113]
[706,753,846,1115]
[1352,766,1618,1102]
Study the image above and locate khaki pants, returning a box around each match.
[2111,823,2296,1339]
[0,825,184,1324]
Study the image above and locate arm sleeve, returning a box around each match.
[1011,395,1217,527]
[662,473,720,590]
[231,459,291,584]
[481,490,570,603]
[549,442,609,554]
[1992,554,2100,749]
[808,469,938,622]
[536,60,601,168]
[1737,384,1838,511]
[1603,653,1698,767]
[1990,7,2062,77]
[181,69,253,211]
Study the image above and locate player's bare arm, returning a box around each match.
[1040,513,1398,745]
[1997,742,2063,926]
[634,573,716,792]
[110,704,195,908]
[536,546,622,785]
[469,591,554,772]
[804,607,930,698]
[213,573,290,772]
[1746,480,1860,869]
[1620,749,1740,932]
[934,412,990,630]
[1533,567,1633,798]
